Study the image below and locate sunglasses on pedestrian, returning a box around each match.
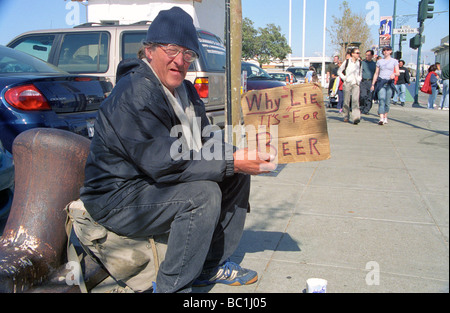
[158,44,198,63]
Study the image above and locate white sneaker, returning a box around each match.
[383,117,388,124]
[443,108,449,111]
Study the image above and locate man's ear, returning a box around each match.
[144,46,153,62]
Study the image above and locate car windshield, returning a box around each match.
[0,46,66,74]
[269,73,289,81]
[241,63,272,80]
[288,68,308,78]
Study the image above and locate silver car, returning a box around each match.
[8,23,226,125]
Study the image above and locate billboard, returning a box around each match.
[379,16,392,47]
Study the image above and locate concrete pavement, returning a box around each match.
[195,97,449,293]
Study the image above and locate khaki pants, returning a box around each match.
[343,82,361,122]
[66,200,168,292]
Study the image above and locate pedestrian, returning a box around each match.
[327,55,340,96]
[359,50,377,114]
[371,45,399,125]
[422,64,440,109]
[439,63,449,110]
[338,47,362,124]
[305,66,315,83]
[392,60,410,107]
[76,7,276,293]
[327,56,340,84]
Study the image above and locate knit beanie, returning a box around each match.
[146,7,200,57]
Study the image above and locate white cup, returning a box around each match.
[306,278,327,293]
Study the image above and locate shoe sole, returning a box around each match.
[193,274,258,287]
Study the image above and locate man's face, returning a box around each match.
[146,45,191,93]
[334,56,339,63]
[365,51,373,61]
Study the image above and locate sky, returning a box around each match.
[0,0,448,64]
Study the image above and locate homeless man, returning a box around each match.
[78,7,276,293]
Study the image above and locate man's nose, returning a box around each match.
[173,51,186,65]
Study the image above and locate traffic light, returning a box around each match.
[418,0,435,23]
[410,34,421,49]
[394,51,402,60]
[400,34,407,43]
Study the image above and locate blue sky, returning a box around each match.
[0,0,448,64]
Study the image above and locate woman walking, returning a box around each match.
[424,64,440,109]
[338,47,363,124]
[371,46,399,125]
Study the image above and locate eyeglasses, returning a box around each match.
[353,52,360,54]
[158,44,198,63]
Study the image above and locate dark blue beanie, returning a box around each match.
[146,7,200,57]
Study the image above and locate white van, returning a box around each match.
[7,22,226,125]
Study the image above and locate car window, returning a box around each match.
[57,32,110,73]
[288,68,308,78]
[0,46,65,74]
[241,63,272,79]
[122,31,146,60]
[196,30,225,72]
[9,35,55,62]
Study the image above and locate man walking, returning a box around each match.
[392,60,410,106]
[360,50,376,114]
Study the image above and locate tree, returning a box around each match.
[242,18,258,60]
[242,18,292,67]
[329,1,374,58]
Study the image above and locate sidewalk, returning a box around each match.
[195,100,449,293]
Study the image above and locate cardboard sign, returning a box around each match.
[241,83,331,164]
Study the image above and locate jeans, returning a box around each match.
[98,173,251,293]
[428,87,438,109]
[337,90,344,110]
[393,84,406,103]
[440,79,449,109]
[377,83,393,115]
[359,80,373,113]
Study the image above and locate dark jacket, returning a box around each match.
[80,58,234,222]
[397,66,410,85]
[373,78,396,101]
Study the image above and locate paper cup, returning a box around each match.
[306,278,327,293]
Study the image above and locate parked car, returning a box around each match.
[0,138,14,224]
[268,71,297,84]
[0,45,112,152]
[241,62,286,91]
[7,23,226,125]
[286,67,309,84]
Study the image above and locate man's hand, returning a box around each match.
[233,148,277,175]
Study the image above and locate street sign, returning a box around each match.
[393,27,419,34]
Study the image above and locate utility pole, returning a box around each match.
[321,0,327,87]
[302,0,306,67]
[391,0,397,50]
[289,0,292,67]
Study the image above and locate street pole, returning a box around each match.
[392,0,397,50]
[289,0,292,67]
[413,22,423,107]
[321,0,327,87]
[302,0,306,67]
